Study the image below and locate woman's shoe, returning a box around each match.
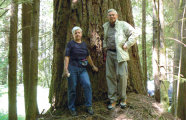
[69,110,78,116]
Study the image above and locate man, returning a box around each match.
[103,9,138,110]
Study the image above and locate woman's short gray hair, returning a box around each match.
[72,26,82,35]
[107,9,118,15]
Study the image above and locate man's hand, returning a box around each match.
[122,44,128,51]
[103,48,107,54]
[103,48,107,62]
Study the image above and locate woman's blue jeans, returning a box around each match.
[67,65,92,111]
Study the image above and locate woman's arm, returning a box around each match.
[63,56,70,77]
[87,55,98,72]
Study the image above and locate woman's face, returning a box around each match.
[73,29,82,40]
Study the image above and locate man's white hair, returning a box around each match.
[72,26,82,35]
[107,9,118,15]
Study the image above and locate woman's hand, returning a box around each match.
[63,68,70,77]
[92,65,98,72]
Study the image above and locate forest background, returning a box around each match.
[0,0,185,120]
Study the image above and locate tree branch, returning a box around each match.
[0,9,8,17]
[0,0,5,7]
[166,37,186,47]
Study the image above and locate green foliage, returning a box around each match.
[131,0,177,81]
[0,112,8,120]
[132,0,153,80]
[38,0,53,87]
[0,0,53,86]
[163,0,177,48]
[0,112,25,120]
[0,0,10,85]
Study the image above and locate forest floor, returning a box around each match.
[39,93,175,120]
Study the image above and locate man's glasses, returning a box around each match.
[108,14,116,17]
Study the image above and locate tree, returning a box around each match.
[26,0,40,119]
[22,0,32,115]
[49,0,146,111]
[152,0,169,109]
[177,46,186,120]
[173,0,186,119]
[142,0,147,90]
[8,0,18,119]
[172,0,186,118]
[158,0,169,110]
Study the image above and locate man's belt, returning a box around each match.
[107,49,116,52]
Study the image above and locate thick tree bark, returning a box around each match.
[49,0,146,111]
[49,0,72,110]
[8,0,18,119]
[22,2,31,114]
[26,0,40,119]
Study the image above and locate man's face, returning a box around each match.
[73,29,82,40]
[107,11,118,24]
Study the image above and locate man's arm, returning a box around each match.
[123,22,139,49]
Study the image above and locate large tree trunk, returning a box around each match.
[49,0,72,110]
[22,1,31,114]
[49,0,146,111]
[8,0,18,119]
[26,0,40,119]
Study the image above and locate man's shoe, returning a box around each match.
[69,110,78,116]
[120,100,127,109]
[107,101,117,110]
[86,107,94,115]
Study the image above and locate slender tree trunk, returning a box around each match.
[49,0,146,111]
[22,1,31,114]
[172,0,181,115]
[142,0,147,91]
[153,0,160,102]
[172,0,186,116]
[153,0,169,109]
[177,2,186,119]
[159,0,169,110]
[26,0,40,119]
[177,49,186,120]
[8,0,18,119]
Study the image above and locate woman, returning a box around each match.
[63,26,98,116]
